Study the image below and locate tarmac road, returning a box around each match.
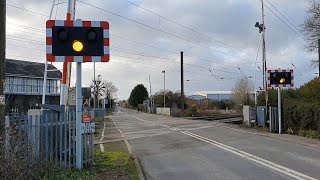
[108,107,320,180]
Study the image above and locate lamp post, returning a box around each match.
[95,75,101,108]
[162,70,166,108]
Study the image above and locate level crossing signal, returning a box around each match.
[267,69,294,88]
[46,20,110,62]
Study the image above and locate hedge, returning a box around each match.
[283,99,320,132]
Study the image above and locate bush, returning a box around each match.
[283,99,320,132]
[256,77,320,136]
[188,104,198,116]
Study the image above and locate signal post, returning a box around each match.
[46,20,110,169]
[267,69,294,134]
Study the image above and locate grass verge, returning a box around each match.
[40,149,139,180]
[287,128,320,140]
[94,117,112,123]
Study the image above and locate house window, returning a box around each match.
[31,78,38,93]
[26,79,32,93]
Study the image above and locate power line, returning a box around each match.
[264,0,303,36]
[7,35,44,44]
[260,0,307,42]
[121,0,257,57]
[7,22,44,32]
[4,31,281,77]
[7,22,257,68]
[111,33,177,54]
[6,3,49,17]
[6,32,239,74]
[78,0,256,64]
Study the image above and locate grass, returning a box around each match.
[94,151,139,180]
[40,149,139,180]
[256,126,269,132]
[40,168,95,180]
[94,117,112,123]
[297,130,320,140]
[286,128,320,140]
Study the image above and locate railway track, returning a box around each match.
[186,114,243,124]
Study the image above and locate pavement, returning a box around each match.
[99,107,320,180]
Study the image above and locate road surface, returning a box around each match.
[107,107,320,180]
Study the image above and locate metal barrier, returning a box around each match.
[269,106,280,133]
[257,106,267,127]
[5,106,94,168]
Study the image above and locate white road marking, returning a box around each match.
[124,128,167,135]
[99,122,106,152]
[219,125,259,135]
[181,131,317,180]
[113,110,319,179]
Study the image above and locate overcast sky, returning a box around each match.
[5,0,317,100]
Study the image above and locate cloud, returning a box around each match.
[5,0,316,100]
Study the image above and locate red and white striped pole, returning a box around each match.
[60,0,75,105]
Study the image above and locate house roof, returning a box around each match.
[5,59,62,79]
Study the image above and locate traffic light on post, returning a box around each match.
[53,26,103,56]
[46,20,110,62]
[270,72,292,85]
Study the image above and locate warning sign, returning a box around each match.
[82,114,92,123]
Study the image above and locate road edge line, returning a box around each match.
[181,131,317,180]
[112,116,146,180]
[220,125,320,150]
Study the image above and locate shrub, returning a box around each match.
[283,100,320,132]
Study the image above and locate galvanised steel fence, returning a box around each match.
[5,107,94,168]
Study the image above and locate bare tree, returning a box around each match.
[302,0,320,65]
[232,77,254,106]
[102,81,118,100]
[90,79,105,108]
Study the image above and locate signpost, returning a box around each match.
[80,122,95,134]
[46,19,110,169]
[267,69,294,134]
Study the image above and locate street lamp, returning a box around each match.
[162,70,166,108]
[94,75,102,108]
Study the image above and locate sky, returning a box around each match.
[5,0,317,100]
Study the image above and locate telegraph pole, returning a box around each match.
[318,39,320,77]
[0,0,6,132]
[181,51,184,109]
[162,70,166,108]
[149,75,152,113]
[259,0,268,120]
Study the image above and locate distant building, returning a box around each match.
[188,91,235,101]
[4,59,61,114]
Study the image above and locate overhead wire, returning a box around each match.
[9,2,306,83]
[7,22,259,70]
[264,0,304,37]
[121,0,258,58]
[6,3,49,17]
[77,0,256,64]
[259,0,307,42]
